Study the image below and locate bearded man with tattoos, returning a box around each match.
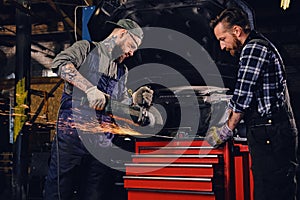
[44,19,153,200]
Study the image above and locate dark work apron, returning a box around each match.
[244,105,298,200]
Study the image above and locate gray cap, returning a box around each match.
[106,19,143,40]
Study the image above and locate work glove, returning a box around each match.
[132,86,153,107]
[205,124,233,148]
[85,86,108,110]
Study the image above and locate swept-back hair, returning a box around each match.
[210,7,251,34]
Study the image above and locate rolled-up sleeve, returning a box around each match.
[229,42,269,113]
[52,40,92,76]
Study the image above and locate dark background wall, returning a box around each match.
[0,0,299,199]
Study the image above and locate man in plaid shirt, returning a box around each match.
[207,7,298,200]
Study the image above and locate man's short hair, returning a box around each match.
[210,7,251,34]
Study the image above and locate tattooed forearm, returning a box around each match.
[61,63,77,81]
[227,109,244,130]
[60,63,93,92]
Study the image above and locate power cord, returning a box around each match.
[55,125,61,200]
[74,5,90,41]
[54,97,70,200]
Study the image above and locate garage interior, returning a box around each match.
[0,0,300,199]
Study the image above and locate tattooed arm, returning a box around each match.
[54,41,108,110]
[60,63,93,92]
[52,40,94,92]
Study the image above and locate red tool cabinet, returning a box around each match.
[124,138,253,200]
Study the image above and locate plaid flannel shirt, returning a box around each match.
[229,33,285,116]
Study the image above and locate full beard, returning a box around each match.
[230,36,243,57]
[115,55,126,63]
[112,44,123,62]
